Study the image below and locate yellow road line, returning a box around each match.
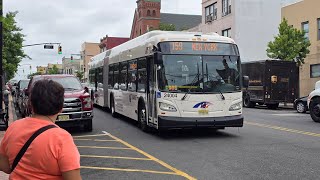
[73,134,107,138]
[80,155,152,161]
[106,133,197,180]
[245,121,320,137]
[80,166,178,176]
[74,139,117,142]
[77,146,133,150]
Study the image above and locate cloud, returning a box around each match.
[4,0,201,80]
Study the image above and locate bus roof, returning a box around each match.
[89,31,236,69]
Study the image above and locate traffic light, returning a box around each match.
[71,56,73,61]
[58,45,62,54]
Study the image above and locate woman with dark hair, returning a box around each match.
[0,79,81,180]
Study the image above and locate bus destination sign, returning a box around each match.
[160,42,238,55]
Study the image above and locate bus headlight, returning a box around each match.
[159,102,177,112]
[229,102,242,111]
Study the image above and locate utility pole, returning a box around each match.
[0,0,3,112]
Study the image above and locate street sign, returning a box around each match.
[44,45,54,49]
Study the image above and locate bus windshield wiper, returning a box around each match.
[217,89,225,100]
[181,63,200,101]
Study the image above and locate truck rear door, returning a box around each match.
[268,62,297,103]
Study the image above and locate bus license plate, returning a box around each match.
[58,115,70,121]
[198,109,209,115]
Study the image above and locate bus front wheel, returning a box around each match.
[138,105,150,132]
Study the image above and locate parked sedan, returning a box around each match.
[16,79,30,117]
[294,96,308,113]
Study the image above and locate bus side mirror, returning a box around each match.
[25,89,29,96]
[154,52,163,65]
[243,76,249,88]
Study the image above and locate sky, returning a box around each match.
[5,0,202,80]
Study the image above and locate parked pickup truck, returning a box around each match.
[24,74,93,131]
[308,80,320,123]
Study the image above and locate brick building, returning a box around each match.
[130,0,201,39]
[99,35,129,53]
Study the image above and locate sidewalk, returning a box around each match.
[0,95,15,179]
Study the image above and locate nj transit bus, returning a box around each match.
[88,31,248,131]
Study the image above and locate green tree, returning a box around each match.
[48,65,59,74]
[27,72,41,79]
[76,71,84,81]
[267,18,311,66]
[159,23,176,31]
[2,11,28,81]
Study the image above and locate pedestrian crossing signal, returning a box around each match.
[58,46,62,54]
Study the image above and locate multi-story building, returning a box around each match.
[46,63,63,74]
[62,56,81,76]
[99,35,129,53]
[282,0,320,96]
[80,42,100,81]
[36,66,46,75]
[130,0,202,39]
[190,0,301,62]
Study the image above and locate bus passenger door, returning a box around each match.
[147,56,156,125]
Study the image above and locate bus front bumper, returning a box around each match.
[158,115,243,129]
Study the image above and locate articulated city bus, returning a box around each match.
[88,31,248,131]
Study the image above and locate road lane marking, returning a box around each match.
[73,134,107,138]
[80,166,179,176]
[245,121,320,137]
[271,113,306,116]
[80,155,152,161]
[77,146,133,150]
[74,139,117,142]
[103,132,197,180]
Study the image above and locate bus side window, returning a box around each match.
[128,60,137,92]
[108,64,114,89]
[113,63,120,89]
[120,62,128,91]
[138,58,147,93]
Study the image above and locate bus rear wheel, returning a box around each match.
[138,105,150,132]
[110,96,118,118]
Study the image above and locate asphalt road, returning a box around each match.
[67,106,320,180]
[14,104,319,180]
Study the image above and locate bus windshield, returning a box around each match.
[158,54,241,93]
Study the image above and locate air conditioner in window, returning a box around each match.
[206,16,212,23]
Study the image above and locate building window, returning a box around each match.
[311,64,320,78]
[301,21,309,40]
[222,0,231,16]
[205,3,217,23]
[317,18,320,40]
[153,10,156,17]
[147,10,151,16]
[222,28,231,38]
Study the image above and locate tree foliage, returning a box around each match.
[48,65,59,74]
[267,18,311,66]
[76,71,84,81]
[159,23,176,31]
[2,11,28,81]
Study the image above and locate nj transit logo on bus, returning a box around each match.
[193,102,212,109]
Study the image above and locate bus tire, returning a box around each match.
[138,103,150,132]
[110,95,118,118]
[310,97,320,123]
